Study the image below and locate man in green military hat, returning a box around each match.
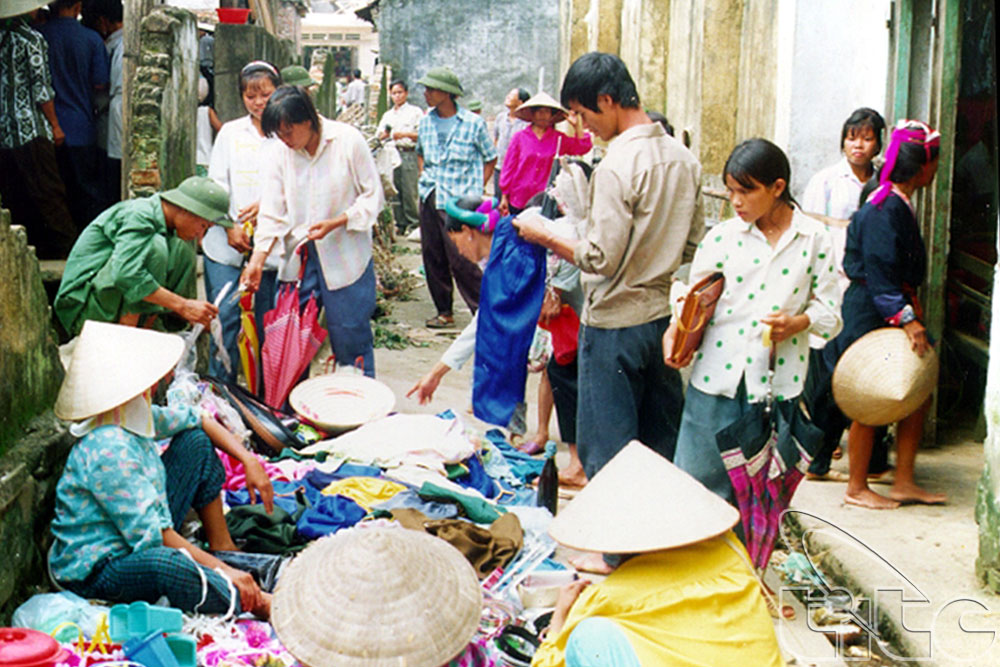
[414,66,496,329]
[280,64,316,90]
[55,176,233,336]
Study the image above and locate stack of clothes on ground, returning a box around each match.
[12,378,569,667]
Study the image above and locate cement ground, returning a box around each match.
[367,239,1000,666]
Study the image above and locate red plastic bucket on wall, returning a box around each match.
[216,8,251,24]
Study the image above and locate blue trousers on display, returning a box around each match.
[203,257,276,386]
[575,316,683,479]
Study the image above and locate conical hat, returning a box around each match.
[54,321,184,421]
[549,441,739,553]
[272,528,482,667]
[833,327,939,426]
[515,92,568,123]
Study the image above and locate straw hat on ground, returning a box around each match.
[272,528,482,667]
[832,327,939,426]
[549,441,739,554]
[515,92,568,123]
[54,321,184,421]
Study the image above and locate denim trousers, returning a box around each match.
[575,316,683,479]
[297,244,376,377]
[202,257,277,386]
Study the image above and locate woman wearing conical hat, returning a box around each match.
[532,442,783,667]
[48,321,271,618]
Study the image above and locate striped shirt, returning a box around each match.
[417,106,497,209]
[0,20,54,148]
[256,117,385,290]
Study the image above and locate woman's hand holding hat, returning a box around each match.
[903,320,930,357]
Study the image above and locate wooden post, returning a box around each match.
[121,0,156,199]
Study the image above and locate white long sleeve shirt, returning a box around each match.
[206,115,280,269]
[256,117,385,289]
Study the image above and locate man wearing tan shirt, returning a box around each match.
[515,52,703,494]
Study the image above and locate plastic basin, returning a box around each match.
[109,601,183,642]
[216,8,251,23]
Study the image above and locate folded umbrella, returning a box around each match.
[237,290,261,396]
[715,344,822,570]
[261,245,327,409]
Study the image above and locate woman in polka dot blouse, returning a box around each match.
[662,138,843,504]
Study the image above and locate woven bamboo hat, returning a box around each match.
[514,92,568,123]
[54,321,184,421]
[0,0,48,18]
[272,528,482,667]
[832,327,939,426]
[549,441,739,553]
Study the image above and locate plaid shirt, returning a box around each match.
[0,20,54,149]
[417,106,497,209]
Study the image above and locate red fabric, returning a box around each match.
[539,304,580,365]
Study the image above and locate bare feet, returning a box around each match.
[831,446,843,460]
[888,482,947,505]
[867,467,895,484]
[844,488,900,510]
[806,470,850,482]
[568,552,615,575]
[558,464,588,488]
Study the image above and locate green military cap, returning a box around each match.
[417,67,464,96]
[466,99,483,112]
[281,64,316,88]
[161,176,233,228]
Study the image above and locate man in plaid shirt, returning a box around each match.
[416,66,497,329]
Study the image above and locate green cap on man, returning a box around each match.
[281,64,316,88]
[417,67,464,96]
[160,176,233,228]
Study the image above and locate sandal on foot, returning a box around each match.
[425,314,455,329]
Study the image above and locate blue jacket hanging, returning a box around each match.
[473,215,547,427]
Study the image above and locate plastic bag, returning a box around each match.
[12,591,109,642]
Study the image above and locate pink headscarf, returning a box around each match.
[868,119,940,206]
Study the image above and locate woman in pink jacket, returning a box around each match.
[499,92,592,216]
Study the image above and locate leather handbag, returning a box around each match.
[671,272,725,363]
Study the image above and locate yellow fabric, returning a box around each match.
[532,532,783,667]
[320,476,408,511]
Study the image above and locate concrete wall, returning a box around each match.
[375,0,561,117]
[0,210,64,453]
[784,0,891,201]
[214,24,295,124]
[129,7,199,197]
[0,205,74,622]
[976,226,1000,589]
